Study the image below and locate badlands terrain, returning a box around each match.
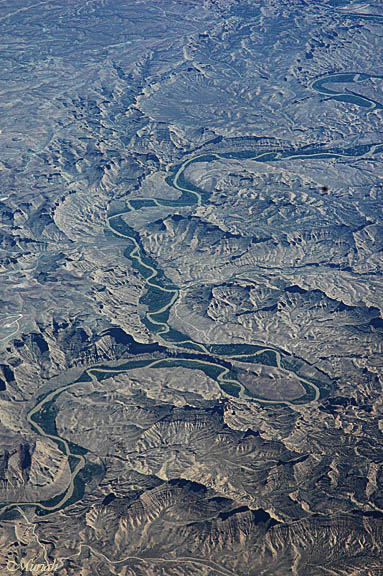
[0,0,383,574]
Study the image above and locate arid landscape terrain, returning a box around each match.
[0,0,383,574]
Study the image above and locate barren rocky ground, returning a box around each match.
[0,0,383,574]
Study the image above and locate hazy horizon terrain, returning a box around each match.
[0,0,382,574]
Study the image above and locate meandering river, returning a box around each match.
[1,71,381,517]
